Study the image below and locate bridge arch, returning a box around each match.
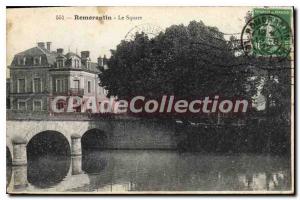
[27,130,71,157]
[26,130,71,189]
[81,128,108,151]
[7,131,72,190]
[22,122,74,145]
[81,128,109,174]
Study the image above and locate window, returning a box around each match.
[87,81,91,93]
[33,56,42,65]
[17,57,22,65]
[57,59,64,68]
[56,79,63,93]
[17,100,26,110]
[56,79,68,93]
[17,79,26,93]
[33,78,41,93]
[65,79,68,92]
[18,56,26,65]
[73,80,80,89]
[17,56,26,65]
[33,100,42,111]
[74,60,80,68]
[33,56,41,65]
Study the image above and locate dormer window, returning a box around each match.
[23,57,26,65]
[86,61,91,69]
[17,57,22,65]
[18,56,26,65]
[34,57,38,65]
[33,56,42,65]
[74,59,80,68]
[57,59,64,68]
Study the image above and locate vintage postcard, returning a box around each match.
[6,6,294,194]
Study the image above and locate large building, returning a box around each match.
[8,42,107,112]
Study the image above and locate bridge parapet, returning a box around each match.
[7,110,115,121]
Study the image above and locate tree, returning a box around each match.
[99,21,253,102]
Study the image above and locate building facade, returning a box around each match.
[8,42,107,112]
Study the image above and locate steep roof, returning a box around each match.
[11,46,102,73]
[65,52,80,59]
[13,46,57,66]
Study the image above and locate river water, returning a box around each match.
[7,150,291,193]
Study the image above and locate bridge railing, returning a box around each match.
[6,109,164,122]
[6,110,125,121]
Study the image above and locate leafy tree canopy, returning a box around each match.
[99,21,256,100]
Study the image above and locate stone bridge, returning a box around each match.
[7,111,177,166]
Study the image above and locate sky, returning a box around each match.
[6,6,252,65]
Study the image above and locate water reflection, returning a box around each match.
[27,155,71,188]
[7,151,291,193]
[82,150,108,174]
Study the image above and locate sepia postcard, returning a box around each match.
[6,6,294,194]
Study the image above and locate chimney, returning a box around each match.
[37,42,45,48]
[46,42,51,51]
[81,51,90,59]
[97,56,103,67]
[57,48,64,54]
[103,55,107,65]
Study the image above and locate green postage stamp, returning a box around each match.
[242,8,293,58]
